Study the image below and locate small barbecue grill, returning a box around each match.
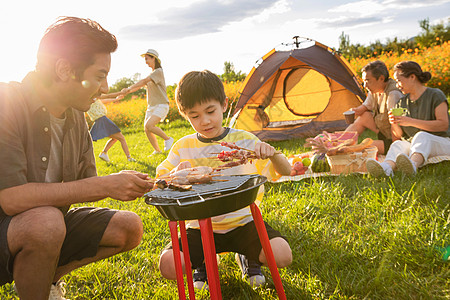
[144,174,267,221]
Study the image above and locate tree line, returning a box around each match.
[338,18,449,59]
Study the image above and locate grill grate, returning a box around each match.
[145,174,259,203]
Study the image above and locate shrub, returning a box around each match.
[349,41,449,95]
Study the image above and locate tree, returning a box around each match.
[416,17,450,47]
[108,73,145,98]
[219,61,246,82]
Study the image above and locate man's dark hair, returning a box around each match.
[36,16,118,81]
[175,70,226,116]
[361,60,389,82]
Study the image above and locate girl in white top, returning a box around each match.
[115,49,174,154]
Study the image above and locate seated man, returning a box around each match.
[346,60,403,154]
[0,17,152,300]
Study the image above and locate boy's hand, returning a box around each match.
[174,161,192,172]
[254,142,276,160]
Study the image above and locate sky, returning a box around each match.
[0,0,448,86]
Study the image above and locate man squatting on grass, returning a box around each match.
[157,70,293,290]
[0,17,152,300]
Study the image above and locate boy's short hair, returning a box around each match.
[175,70,226,116]
[361,60,389,82]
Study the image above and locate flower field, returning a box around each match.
[348,41,449,94]
[102,80,245,129]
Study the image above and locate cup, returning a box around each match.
[390,107,408,116]
[343,110,355,124]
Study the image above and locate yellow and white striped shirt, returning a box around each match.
[156,128,276,233]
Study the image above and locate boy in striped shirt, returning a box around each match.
[157,70,292,290]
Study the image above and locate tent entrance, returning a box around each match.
[266,67,331,128]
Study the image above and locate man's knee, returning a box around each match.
[108,211,143,251]
[9,207,66,255]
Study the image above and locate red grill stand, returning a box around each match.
[168,202,287,299]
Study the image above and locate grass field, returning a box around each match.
[1,120,449,299]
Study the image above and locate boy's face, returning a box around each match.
[184,98,228,139]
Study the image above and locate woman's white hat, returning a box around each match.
[140,49,160,63]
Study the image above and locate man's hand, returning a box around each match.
[104,171,153,201]
[351,105,367,117]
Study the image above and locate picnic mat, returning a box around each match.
[272,155,450,183]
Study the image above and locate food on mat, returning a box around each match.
[301,157,311,167]
[338,138,373,154]
[305,131,373,155]
[311,153,331,173]
[290,161,308,176]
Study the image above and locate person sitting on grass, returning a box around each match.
[366,60,450,177]
[87,95,136,162]
[0,17,152,300]
[345,60,403,154]
[156,70,293,290]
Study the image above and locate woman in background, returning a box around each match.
[114,49,174,154]
[366,60,450,177]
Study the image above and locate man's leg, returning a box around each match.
[8,207,66,300]
[53,210,143,281]
[346,111,379,135]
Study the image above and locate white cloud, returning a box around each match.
[331,0,450,17]
[119,0,283,41]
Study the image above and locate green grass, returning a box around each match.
[1,120,449,299]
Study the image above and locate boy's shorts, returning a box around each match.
[163,220,288,269]
[145,104,169,123]
[0,207,116,285]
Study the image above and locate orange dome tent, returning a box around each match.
[229,37,366,141]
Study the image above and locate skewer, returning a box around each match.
[211,141,281,154]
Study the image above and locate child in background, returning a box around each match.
[87,95,136,162]
[157,70,293,290]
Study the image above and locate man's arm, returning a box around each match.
[351,104,369,116]
[386,90,403,110]
[0,171,152,216]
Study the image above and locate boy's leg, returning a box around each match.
[258,237,292,268]
[159,228,205,280]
